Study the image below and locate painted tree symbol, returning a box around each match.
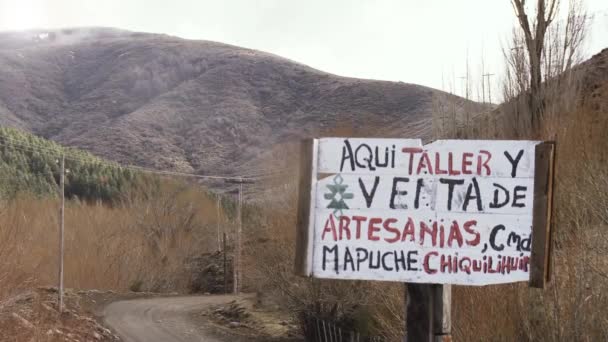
[324,174,354,217]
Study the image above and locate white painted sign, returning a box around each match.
[302,138,541,286]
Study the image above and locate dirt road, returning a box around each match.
[102,294,254,342]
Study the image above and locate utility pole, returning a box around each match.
[224,177,255,294]
[58,154,65,313]
[483,73,495,104]
[483,73,496,135]
[458,76,469,100]
[459,75,470,127]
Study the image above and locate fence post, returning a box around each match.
[316,318,322,342]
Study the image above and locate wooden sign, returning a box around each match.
[295,138,554,286]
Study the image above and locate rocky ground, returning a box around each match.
[0,287,120,342]
[0,287,300,342]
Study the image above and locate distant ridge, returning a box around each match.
[0,27,480,177]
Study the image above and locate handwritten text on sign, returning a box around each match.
[308,138,541,285]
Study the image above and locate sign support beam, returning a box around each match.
[529,142,556,288]
[405,284,451,342]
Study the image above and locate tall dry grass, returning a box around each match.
[0,179,226,301]
[241,126,408,341]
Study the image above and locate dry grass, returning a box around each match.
[240,124,408,341]
[0,179,225,302]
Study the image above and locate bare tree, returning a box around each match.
[506,0,588,130]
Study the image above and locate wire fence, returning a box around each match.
[304,316,388,342]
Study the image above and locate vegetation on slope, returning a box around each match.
[0,126,143,201]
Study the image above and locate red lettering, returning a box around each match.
[478,150,492,175]
[419,221,437,246]
[401,217,416,242]
[322,214,337,241]
[435,152,447,175]
[401,147,423,175]
[447,220,464,248]
[339,216,351,240]
[440,254,452,273]
[462,152,474,174]
[368,217,382,241]
[488,257,497,273]
[352,216,367,239]
[383,218,400,243]
[473,259,482,272]
[423,251,438,274]
[416,152,434,175]
[463,220,480,246]
[448,152,461,175]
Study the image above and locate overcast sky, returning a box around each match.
[0,0,607,102]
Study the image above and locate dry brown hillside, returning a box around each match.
[0,27,482,177]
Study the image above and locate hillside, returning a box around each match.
[0,126,143,201]
[0,27,480,177]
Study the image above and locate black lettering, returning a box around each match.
[489,183,510,208]
[356,248,368,271]
[512,186,527,207]
[340,140,355,172]
[439,178,465,211]
[489,225,506,251]
[381,252,393,271]
[407,251,419,271]
[375,146,389,167]
[414,178,424,209]
[507,232,522,251]
[358,176,380,208]
[369,250,381,269]
[323,245,339,273]
[390,177,409,209]
[355,144,375,170]
[520,235,531,252]
[463,177,482,211]
[343,247,355,271]
[394,251,406,271]
[504,149,524,178]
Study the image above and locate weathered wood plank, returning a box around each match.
[317,138,539,178]
[529,142,555,288]
[432,284,451,341]
[315,174,534,214]
[295,138,317,276]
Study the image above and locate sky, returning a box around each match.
[0,0,606,102]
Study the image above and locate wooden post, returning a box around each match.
[223,232,228,294]
[58,154,65,313]
[224,177,255,293]
[405,284,451,342]
[316,318,322,342]
[530,142,555,288]
[406,284,433,342]
[432,285,451,342]
[234,180,243,294]
[294,139,318,276]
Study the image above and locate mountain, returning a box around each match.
[0,27,477,177]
